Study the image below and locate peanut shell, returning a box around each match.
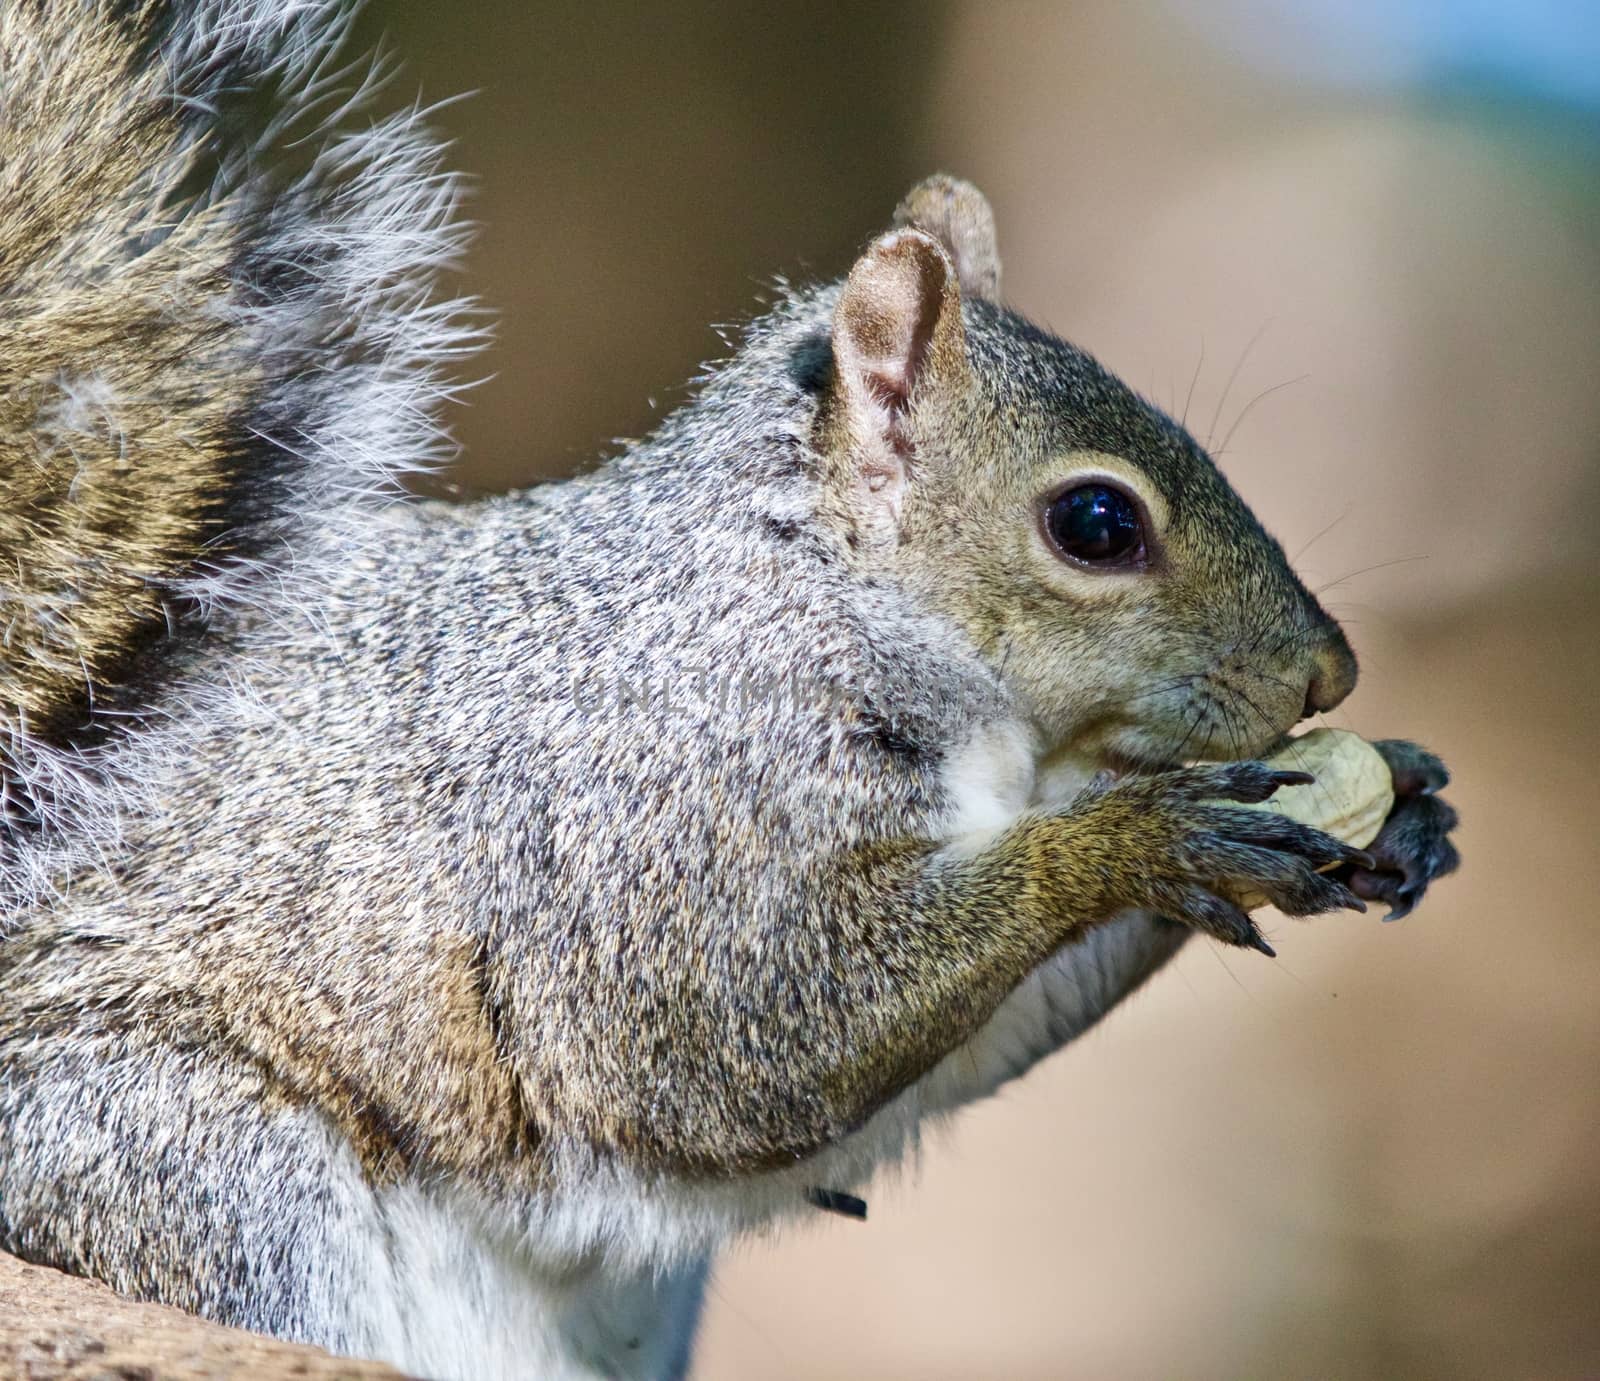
[1228,728,1394,910]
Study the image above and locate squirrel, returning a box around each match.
[0,2,1461,1379]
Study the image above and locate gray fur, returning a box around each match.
[0,4,1460,1378]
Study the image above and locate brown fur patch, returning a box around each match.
[0,3,255,767]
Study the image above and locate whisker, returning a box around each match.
[1291,507,1352,566]
[996,633,1016,679]
[1234,687,1340,819]
[1208,942,1253,996]
[1181,339,1205,431]
[1217,695,1246,765]
[1171,702,1209,764]
[1214,374,1309,458]
[1258,612,1342,662]
[1315,555,1429,598]
[1206,318,1274,452]
[1121,676,1199,709]
[1249,668,1302,697]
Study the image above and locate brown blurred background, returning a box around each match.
[354,2,1600,1375]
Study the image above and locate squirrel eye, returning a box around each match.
[1044,483,1146,567]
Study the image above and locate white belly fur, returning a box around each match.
[359,1182,708,1381]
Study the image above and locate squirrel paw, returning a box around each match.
[1083,763,1374,956]
[1334,739,1460,920]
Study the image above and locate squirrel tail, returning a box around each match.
[0,0,477,907]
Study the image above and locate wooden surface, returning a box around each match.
[0,1252,412,1381]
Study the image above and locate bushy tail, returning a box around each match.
[0,0,477,910]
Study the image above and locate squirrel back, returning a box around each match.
[0,0,475,914]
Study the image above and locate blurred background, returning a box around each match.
[354,2,1600,1375]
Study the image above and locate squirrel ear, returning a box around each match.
[826,228,969,533]
[892,175,1001,303]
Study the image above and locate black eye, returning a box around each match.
[1044,483,1146,567]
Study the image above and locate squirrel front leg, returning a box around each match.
[510,763,1371,1180]
[796,761,1371,1152]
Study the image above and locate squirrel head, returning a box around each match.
[816,175,1356,769]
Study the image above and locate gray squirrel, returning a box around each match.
[0,2,1460,1378]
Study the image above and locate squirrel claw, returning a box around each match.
[1241,923,1277,958]
[806,1188,868,1220]
[1382,879,1422,922]
[1382,902,1414,923]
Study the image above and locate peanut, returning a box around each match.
[1229,728,1394,910]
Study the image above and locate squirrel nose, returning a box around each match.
[1301,629,1359,719]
